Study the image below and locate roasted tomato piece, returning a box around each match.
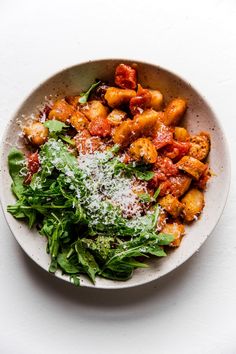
[148,156,178,188]
[162,140,190,160]
[25,152,40,184]
[155,156,179,177]
[88,117,111,137]
[115,63,137,90]
[129,84,152,115]
[153,123,173,150]
[28,152,40,174]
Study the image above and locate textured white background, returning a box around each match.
[0,1,236,353]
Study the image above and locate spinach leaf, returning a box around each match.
[101,268,133,281]
[57,251,79,274]
[8,148,26,198]
[79,81,101,104]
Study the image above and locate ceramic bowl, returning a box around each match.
[0,59,230,289]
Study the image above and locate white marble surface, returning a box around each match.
[0,1,236,353]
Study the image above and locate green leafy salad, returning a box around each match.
[7,80,175,286]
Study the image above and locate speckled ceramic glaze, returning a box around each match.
[0,59,231,289]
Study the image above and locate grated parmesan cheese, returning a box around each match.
[77,151,148,221]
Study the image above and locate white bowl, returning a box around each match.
[0,59,231,289]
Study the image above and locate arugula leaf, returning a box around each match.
[8,148,26,198]
[155,233,175,245]
[7,197,37,228]
[40,139,80,174]
[75,240,100,283]
[59,135,75,146]
[44,120,67,133]
[103,231,174,271]
[139,193,152,203]
[79,81,101,104]
[134,170,155,181]
[153,187,161,200]
[114,161,155,181]
[43,121,75,146]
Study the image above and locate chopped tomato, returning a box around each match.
[162,140,190,160]
[129,84,152,115]
[25,152,40,184]
[155,156,179,177]
[152,124,173,150]
[115,64,137,90]
[148,156,178,188]
[88,117,111,138]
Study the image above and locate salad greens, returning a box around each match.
[7,135,174,285]
[43,120,75,146]
[44,120,67,133]
[78,81,101,104]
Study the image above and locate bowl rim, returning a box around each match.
[0,58,231,289]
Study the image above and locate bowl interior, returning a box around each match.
[0,59,230,289]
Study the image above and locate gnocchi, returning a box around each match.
[177,156,207,180]
[48,99,74,123]
[80,100,109,121]
[159,194,184,218]
[181,188,205,222]
[129,138,158,164]
[23,122,48,146]
[163,98,187,126]
[189,132,210,161]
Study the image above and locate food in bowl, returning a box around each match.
[7,63,211,285]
